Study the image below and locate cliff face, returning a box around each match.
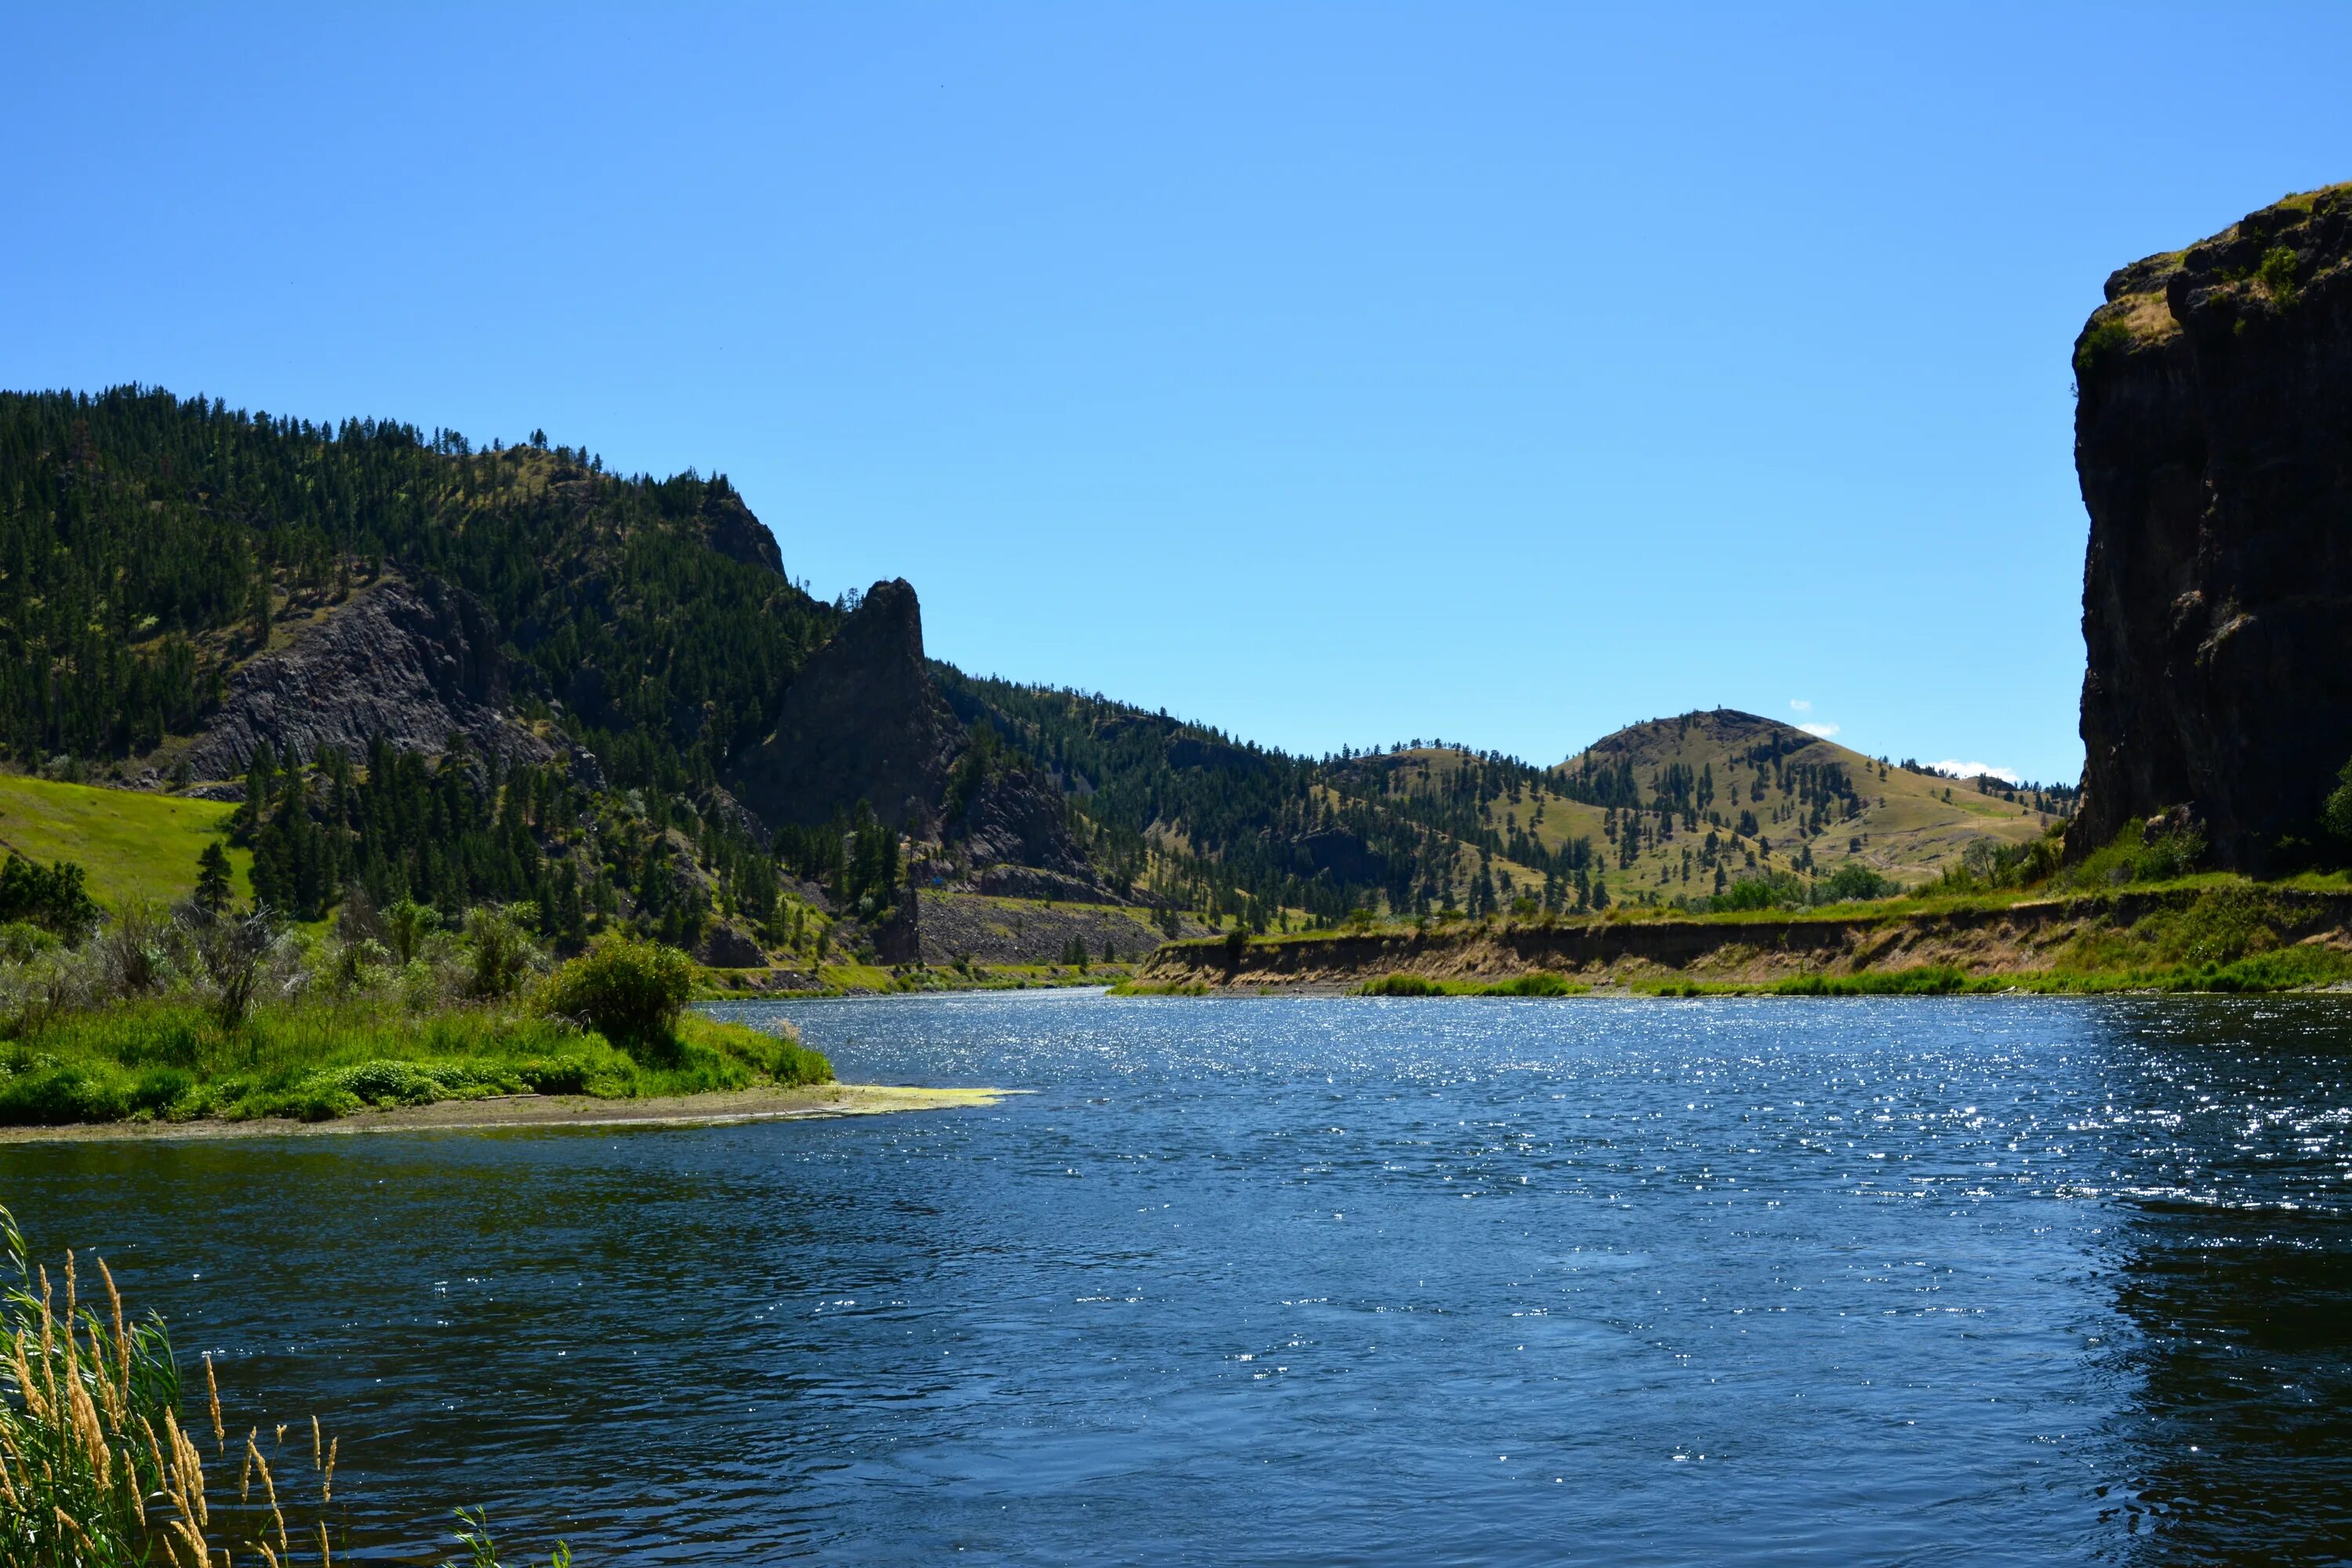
[697,477,785,575]
[176,575,550,780]
[727,579,960,830]
[2071,183,2352,871]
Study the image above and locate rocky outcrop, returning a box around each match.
[2070,183,2352,871]
[698,477,784,575]
[955,767,1097,884]
[727,579,958,831]
[176,575,550,780]
[696,920,768,968]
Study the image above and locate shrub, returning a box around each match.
[2322,755,2352,848]
[0,922,59,964]
[2074,318,2136,378]
[539,933,695,1059]
[0,855,100,942]
[1814,863,1898,904]
[464,902,544,999]
[181,906,286,1026]
[1711,871,1807,912]
[2060,822,2206,890]
[2256,245,2300,307]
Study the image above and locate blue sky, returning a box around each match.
[6,5,2349,785]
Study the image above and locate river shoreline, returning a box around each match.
[1132,884,2352,993]
[0,1081,1009,1145]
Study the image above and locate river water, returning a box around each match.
[5,993,2350,1565]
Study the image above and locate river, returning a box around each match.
[5,993,2349,1564]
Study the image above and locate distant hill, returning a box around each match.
[0,386,2076,944]
[931,691,2072,923]
[1290,709,2067,915]
[1548,708,2063,895]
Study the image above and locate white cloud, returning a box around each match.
[1929,759,2023,785]
[1797,720,1840,739]
[1788,699,1812,712]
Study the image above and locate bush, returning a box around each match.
[0,923,59,964]
[2059,822,2207,890]
[2074,318,2136,378]
[1815,862,1897,904]
[2256,245,2300,307]
[0,855,100,941]
[1710,871,1808,912]
[2322,756,2352,850]
[538,933,695,1059]
[464,902,544,999]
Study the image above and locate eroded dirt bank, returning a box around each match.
[1134,887,2352,990]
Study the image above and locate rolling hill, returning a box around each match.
[1308,709,2066,915]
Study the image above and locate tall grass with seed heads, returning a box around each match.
[0,1209,569,1566]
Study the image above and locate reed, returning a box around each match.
[0,1210,568,1566]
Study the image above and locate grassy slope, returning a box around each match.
[0,1001,829,1127]
[0,775,252,908]
[1342,712,2052,907]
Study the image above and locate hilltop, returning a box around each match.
[0,387,2080,960]
[1306,709,2064,914]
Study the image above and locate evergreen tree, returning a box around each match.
[194,840,234,915]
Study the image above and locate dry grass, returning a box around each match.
[0,1210,565,1566]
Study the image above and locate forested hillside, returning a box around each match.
[940,679,2074,928]
[0,386,833,781]
[0,386,2078,956]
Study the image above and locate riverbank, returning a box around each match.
[0,1080,1007,1143]
[699,960,1136,999]
[1133,882,2352,995]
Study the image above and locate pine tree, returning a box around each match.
[194,840,233,914]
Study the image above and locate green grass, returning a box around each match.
[1106,979,1210,996]
[0,999,829,1127]
[1356,971,1590,997]
[0,774,252,909]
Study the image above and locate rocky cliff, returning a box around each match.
[726,578,1105,892]
[172,575,550,781]
[727,578,960,831]
[2070,183,2352,871]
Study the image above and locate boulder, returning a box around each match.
[696,921,768,969]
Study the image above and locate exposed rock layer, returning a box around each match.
[177,576,549,780]
[2070,184,2352,869]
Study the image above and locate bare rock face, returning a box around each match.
[956,766,1095,880]
[696,920,768,968]
[2069,183,2352,870]
[178,576,550,779]
[727,579,958,831]
[698,477,784,576]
